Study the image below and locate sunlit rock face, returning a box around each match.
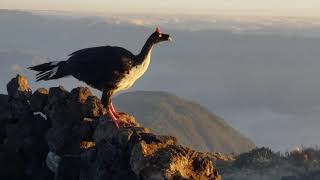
[0,74,221,180]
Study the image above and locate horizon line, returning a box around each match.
[2,8,320,19]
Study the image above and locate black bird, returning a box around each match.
[29,27,172,128]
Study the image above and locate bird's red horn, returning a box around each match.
[155,27,161,33]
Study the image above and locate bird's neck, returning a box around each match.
[136,36,154,63]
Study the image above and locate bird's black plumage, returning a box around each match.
[66,46,136,91]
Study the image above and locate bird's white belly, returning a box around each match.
[115,55,151,93]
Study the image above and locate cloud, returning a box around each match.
[11,64,21,73]
[128,19,152,26]
[32,56,48,66]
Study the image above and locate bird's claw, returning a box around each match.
[106,109,133,128]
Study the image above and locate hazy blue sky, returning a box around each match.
[2,0,320,17]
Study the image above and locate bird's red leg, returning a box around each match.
[107,106,120,128]
[101,91,121,128]
[110,102,120,118]
[110,101,131,125]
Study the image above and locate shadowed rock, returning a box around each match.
[6,74,32,100]
[30,88,48,112]
[70,87,92,104]
[0,94,9,143]
[83,96,105,118]
[0,75,221,180]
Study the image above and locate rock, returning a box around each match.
[46,124,84,155]
[2,109,52,180]
[8,98,30,120]
[44,86,86,127]
[43,86,69,122]
[55,155,80,180]
[118,113,141,127]
[80,141,96,149]
[68,87,93,119]
[82,96,105,117]
[0,145,25,179]
[0,94,9,106]
[6,75,32,120]
[89,116,220,180]
[46,151,61,174]
[30,88,49,112]
[0,94,9,143]
[46,121,94,155]
[70,87,92,104]
[0,75,222,180]
[233,147,279,169]
[93,115,144,143]
[6,74,32,100]
[47,86,70,105]
[130,140,220,180]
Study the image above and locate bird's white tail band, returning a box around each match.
[49,66,59,78]
[29,60,67,81]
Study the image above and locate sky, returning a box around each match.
[1,0,320,17]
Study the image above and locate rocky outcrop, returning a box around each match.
[218,147,320,180]
[0,74,221,180]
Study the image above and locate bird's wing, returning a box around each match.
[66,46,135,89]
[68,46,134,62]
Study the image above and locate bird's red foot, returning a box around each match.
[107,103,132,128]
[107,108,120,128]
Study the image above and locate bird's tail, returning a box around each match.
[28,61,68,81]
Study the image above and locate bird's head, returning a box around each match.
[151,27,172,44]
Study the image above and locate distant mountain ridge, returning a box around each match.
[114,91,255,154]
